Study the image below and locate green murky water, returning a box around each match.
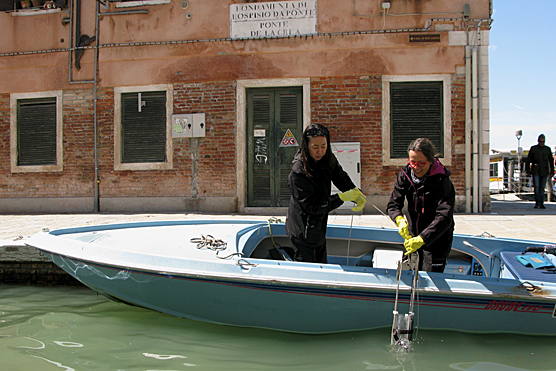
[1,285,555,371]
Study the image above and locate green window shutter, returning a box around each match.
[390,82,443,158]
[246,87,302,207]
[278,90,302,206]
[250,92,272,205]
[17,98,57,166]
[121,91,167,163]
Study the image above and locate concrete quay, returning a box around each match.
[1,194,556,261]
[0,194,556,250]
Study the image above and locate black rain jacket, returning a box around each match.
[526,144,554,177]
[286,150,356,246]
[387,159,455,254]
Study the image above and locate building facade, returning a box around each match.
[0,0,492,214]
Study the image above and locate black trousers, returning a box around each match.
[411,246,451,272]
[290,236,327,264]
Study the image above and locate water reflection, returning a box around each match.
[0,285,555,371]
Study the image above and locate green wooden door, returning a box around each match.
[247,87,303,207]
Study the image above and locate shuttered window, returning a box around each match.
[390,81,443,158]
[17,97,57,166]
[121,91,167,163]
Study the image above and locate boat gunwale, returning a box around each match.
[45,219,266,236]
[34,248,556,303]
[25,220,556,301]
[41,219,555,247]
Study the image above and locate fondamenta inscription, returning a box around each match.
[230,0,317,39]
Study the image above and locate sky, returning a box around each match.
[489,1,556,152]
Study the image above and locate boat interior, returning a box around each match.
[244,223,484,277]
[241,222,556,283]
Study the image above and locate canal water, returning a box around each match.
[1,285,555,371]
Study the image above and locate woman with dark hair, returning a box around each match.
[387,138,455,272]
[286,123,366,263]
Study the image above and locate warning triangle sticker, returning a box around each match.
[279,129,299,147]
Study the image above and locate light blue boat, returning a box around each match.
[26,220,556,335]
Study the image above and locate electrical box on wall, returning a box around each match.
[172,113,206,138]
[192,113,206,137]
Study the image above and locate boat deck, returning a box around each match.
[500,251,556,283]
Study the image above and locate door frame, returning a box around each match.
[236,78,311,213]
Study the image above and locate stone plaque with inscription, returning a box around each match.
[230,0,317,39]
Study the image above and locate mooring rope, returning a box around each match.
[190,235,227,251]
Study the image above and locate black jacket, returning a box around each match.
[286,150,355,246]
[387,159,455,254]
[526,144,554,177]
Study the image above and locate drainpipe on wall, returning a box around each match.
[465,44,472,213]
[477,22,484,213]
[68,0,95,84]
[472,44,479,213]
[93,0,100,212]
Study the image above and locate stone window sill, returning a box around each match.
[11,7,60,16]
[115,0,171,8]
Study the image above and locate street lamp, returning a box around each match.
[516,130,523,195]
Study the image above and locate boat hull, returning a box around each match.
[40,242,556,335]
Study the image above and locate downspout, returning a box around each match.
[465,43,472,213]
[472,44,479,213]
[67,0,73,82]
[477,22,484,213]
[68,0,95,84]
[74,0,96,71]
[93,0,100,212]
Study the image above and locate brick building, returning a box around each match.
[0,0,492,214]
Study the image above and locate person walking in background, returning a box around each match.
[525,134,554,209]
[286,123,366,263]
[387,138,455,272]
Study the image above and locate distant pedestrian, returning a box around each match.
[525,134,554,209]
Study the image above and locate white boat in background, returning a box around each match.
[26,219,556,335]
[489,151,534,194]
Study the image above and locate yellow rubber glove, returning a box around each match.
[351,194,367,212]
[338,188,362,203]
[404,235,424,255]
[395,215,411,240]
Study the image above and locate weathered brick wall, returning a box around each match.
[95,81,238,199]
[0,93,10,191]
[62,89,96,195]
[173,81,237,198]
[0,90,96,199]
[0,262,83,286]
[1,75,467,210]
[311,74,467,204]
[451,73,467,195]
[311,75,389,195]
[0,83,238,202]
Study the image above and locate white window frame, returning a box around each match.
[114,84,174,171]
[10,91,63,173]
[381,74,452,167]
